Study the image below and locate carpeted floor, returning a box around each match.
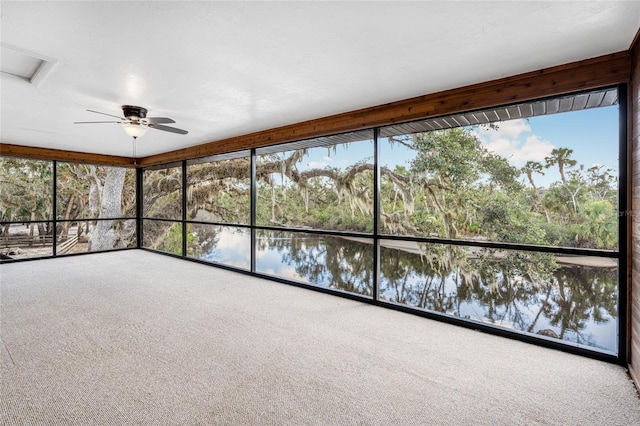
[1,250,639,425]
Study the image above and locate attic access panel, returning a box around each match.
[0,43,57,86]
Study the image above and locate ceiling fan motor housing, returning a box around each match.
[122,105,147,120]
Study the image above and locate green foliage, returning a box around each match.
[156,222,186,255]
[574,200,617,249]
[0,157,53,222]
[131,127,618,251]
[1,113,620,257]
[411,128,484,185]
[539,221,574,247]
[54,163,137,220]
[148,189,180,218]
[480,152,524,193]
[480,193,547,244]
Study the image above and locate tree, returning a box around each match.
[545,147,577,185]
[521,161,545,190]
[0,157,53,238]
[545,266,617,342]
[55,163,136,250]
[480,192,546,245]
[585,164,616,202]
[90,167,126,250]
[408,128,522,239]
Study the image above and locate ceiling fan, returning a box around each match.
[74,105,188,139]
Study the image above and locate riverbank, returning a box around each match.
[340,236,617,268]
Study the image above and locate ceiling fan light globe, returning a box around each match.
[121,123,149,139]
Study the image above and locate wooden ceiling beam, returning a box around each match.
[0,143,136,167]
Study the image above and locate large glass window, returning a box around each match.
[143,163,183,255]
[56,219,136,255]
[0,157,135,260]
[137,87,625,358]
[186,152,250,224]
[56,162,136,255]
[378,241,618,353]
[143,163,182,220]
[256,131,374,233]
[57,163,136,220]
[0,157,53,222]
[143,220,182,256]
[1,158,54,260]
[184,152,251,268]
[0,222,53,259]
[376,87,620,354]
[379,89,619,251]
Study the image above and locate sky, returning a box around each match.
[295,104,620,190]
[472,105,620,188]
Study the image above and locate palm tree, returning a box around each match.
[545,147,577,185]
[576,200,617,249]
[521,161,545,190]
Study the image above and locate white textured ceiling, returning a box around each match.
[1,1,639,158]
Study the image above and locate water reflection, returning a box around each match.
[188,224,250,270]
[201,230,618,353]
[379,242,617,353]
[256,230,373,297]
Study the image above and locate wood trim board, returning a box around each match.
[0,143,136,167]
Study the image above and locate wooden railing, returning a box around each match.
[0,235,53,248]
[57,235,79,255]
[0,235,78,255]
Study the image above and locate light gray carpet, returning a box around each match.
[1,250,639,425]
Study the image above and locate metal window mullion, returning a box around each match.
[617,83,629,365]
[136,167,143,248]
[250,149,257,273]
[182,161,187,257]
[373,128,380,301]
[52,160,57,256]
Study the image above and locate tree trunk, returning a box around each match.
[559,163,566,185]
[90,168,125,251]
[60,194,75,238]
[29,211,35,244]
[527,284,553,333]
[88,165,100,218]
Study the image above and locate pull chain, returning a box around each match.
[133,137,137,165]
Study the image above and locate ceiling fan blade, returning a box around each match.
[86,109,125,120]
[74,121,122,124]
[149,124,188,135]
[149,123,189,135]
[146,117,175,124]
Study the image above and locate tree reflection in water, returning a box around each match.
[253,231,617,353]
[380,243,617,352]
[256,230,373,296]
